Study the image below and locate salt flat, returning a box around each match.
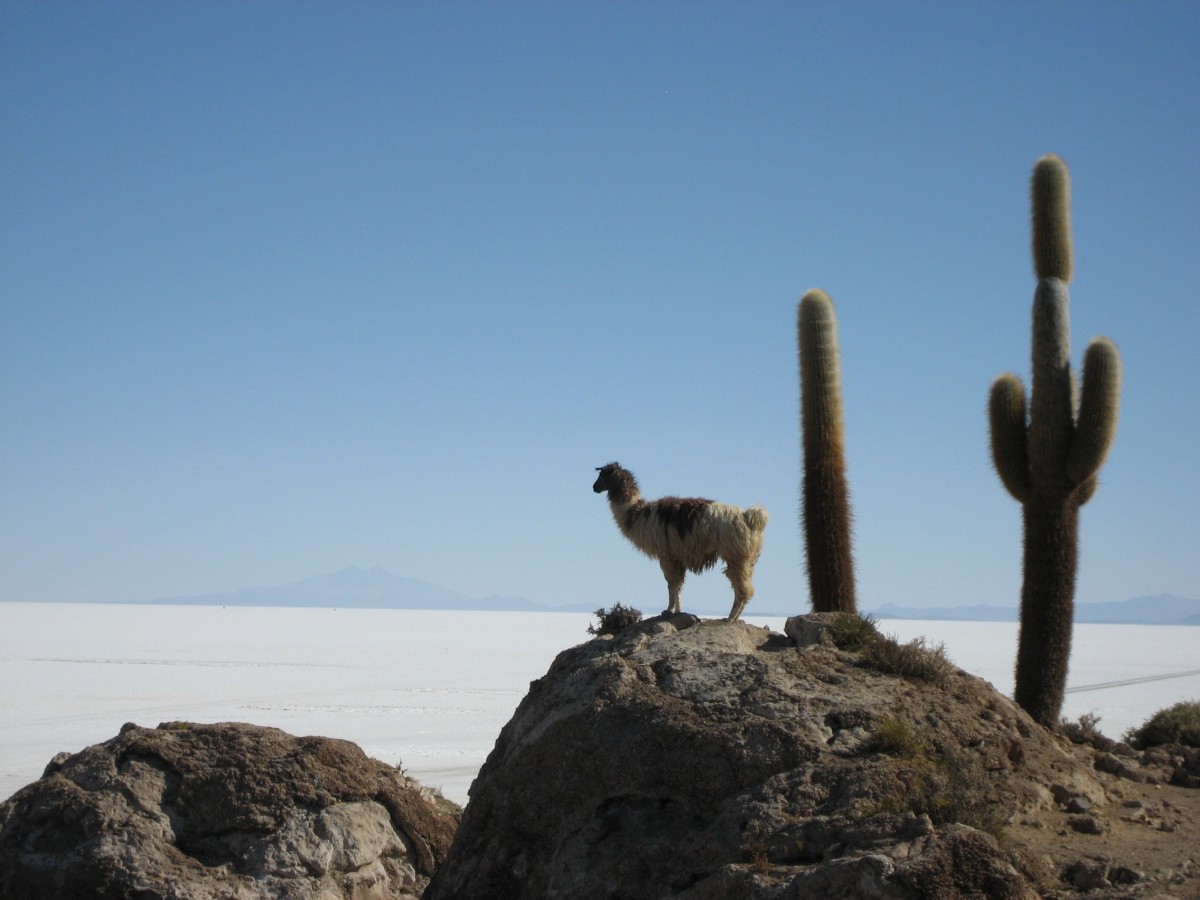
[2,603,1197,805]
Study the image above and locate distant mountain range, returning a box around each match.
[141,566,594,614]
[867,594,1200,627]
[131,567,1200,626]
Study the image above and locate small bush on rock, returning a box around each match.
[925,749,1007,837]
[1060,712,1102,743]
[877,750,1006,838]
[868,716,927,758]
[827,612,880,651]
[741,821,772,875]
[821,614,954,685]
[1124,700,1200,749]
[1060,712,1118,751]
[863,633,955,685]
[587,603,643,637]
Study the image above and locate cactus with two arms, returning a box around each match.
[988,155,1122,727]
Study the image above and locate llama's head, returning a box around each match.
[593,462,638,501]
[593,462,621,494]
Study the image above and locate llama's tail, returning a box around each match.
[742,506,768,533]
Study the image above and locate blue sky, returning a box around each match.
[2,2,1197,614]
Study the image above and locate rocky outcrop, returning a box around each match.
[0,721,460,900]
[425,613,1118,899]
[6,621,1194,899]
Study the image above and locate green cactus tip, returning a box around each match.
[1031,154,1073,283]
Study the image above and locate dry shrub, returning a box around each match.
[1124,700,1200,749]
[877,751,1006,839]
[587,603,643,637]
[867,716,927,759]
[863,633,955,685]
[924,749,1007,837]
[1059,711,1119,751]
[741,821,772,875]
[826,612,880,651]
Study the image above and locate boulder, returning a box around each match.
[425,614,1105,899]
[0,721,460,899]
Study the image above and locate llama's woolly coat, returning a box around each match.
[617,498,767,574]
[593,462,768,621]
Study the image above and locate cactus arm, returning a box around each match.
[1066,337,1122,486]
[988,373,1031,502]
[1073,475,1098,507]
[1031,154,1073,282]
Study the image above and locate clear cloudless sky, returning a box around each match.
[2,2,1197,614]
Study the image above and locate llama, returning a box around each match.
[592,462,768,622]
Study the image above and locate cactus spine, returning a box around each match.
[798,289,857,613]
[988,155,1122,727]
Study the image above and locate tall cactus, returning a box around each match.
[988,155,1122,727]
[798,289,857,613]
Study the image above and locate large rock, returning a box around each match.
[0,721,461,899]
[425,614,1109,899]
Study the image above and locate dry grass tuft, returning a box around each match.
[862,633,955,685]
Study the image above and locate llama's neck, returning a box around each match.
[608,490,643,537]
[602,467,643,507]
[609,487,648,508]
[606,484,643,510]
[605,477,644,532]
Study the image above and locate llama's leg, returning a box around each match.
[660,560,686,615]
[727,539,765,621]
[724,560,755,622]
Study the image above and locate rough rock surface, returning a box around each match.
[425,613,1199,899]
[0,721,460,899]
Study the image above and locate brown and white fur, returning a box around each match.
[592,462,768,621]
